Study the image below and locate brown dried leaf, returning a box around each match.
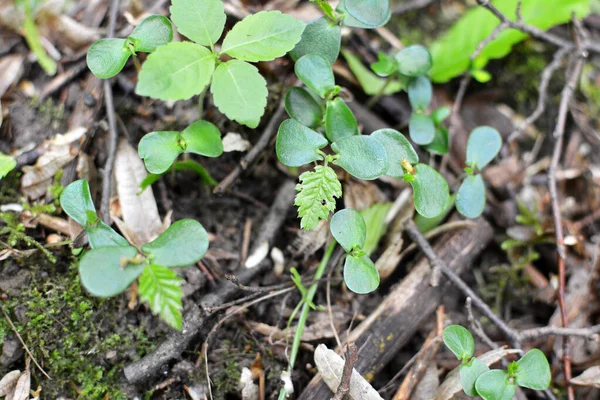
[11,367,30,400]
[343,181,387,212]
[0,55,25,98]
[571,366,600,389]
[0,370,21,396]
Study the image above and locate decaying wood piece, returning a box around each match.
[297,217,493,399]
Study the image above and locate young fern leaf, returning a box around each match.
[139,264,185,330]
[295,165,342,230]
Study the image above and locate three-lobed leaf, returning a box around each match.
[343,255,380,294]
[142,219,209,268]
[460,357,490,396]
[407,76,432,112]
[290,17,341,66]
[295,54,336,98]
[371,129,418,178]
[128,15,173,53]
[285,87,323,129]
[409,113,435,145]
[330,209,366,253]
[331,135,388,180]
[325,98,359,142]
[475,370,516,400]
[276,119,328,167]
[139,264,184,330]
[394,45,432,77]
[170,0,225,47]
[295,165,342,230]
[87,38,130,79]
[409,163,450,218]
[466,126,502,170]
[456,174,486,218]
[443,325,475,361]
[514,349,551,390]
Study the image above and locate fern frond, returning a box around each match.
[139,264,184,330]
[294,165,342,230]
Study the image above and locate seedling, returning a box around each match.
[442,325,551,399]
[60,180,209,329]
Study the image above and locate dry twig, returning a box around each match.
[331,343,358,400]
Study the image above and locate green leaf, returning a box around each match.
[337,0,391,28]
[138,131,183,174]
[371,52,397,77]
[139,264,184,330]
[409,163,450,218]
[0,153,16,179]
[142,219,209,268]
[414,194,455,233]
[407,76,432,111]
[276,119,328,167]
[409,113,435,145]
[87,38,130,79]
[221,11,305,62]
[211,60,267,128]
[23,2,56,75]
[79,245,145,297]
[285,87,324,129]
[343,255,380,294]
[466,126,502,170]
[170,0,226,47]
[60,180,97,227]
[443,325,475,361]
[475,370,517,400]
[330,209,367,253]
[343,50,403,95]
[87,221,130,248]
[456,174,486,219]
[325,98,359,142]
[429,0,590,83]
[331,135,388,180]
[136,42,216,101]
[423,127,449,156]
[431,106,451,126]
[345,0,390,27]
[371,129,418,178]
[515,349,551,390]
[294,165,342,230]
[295,54,335,98]
[472,69,492,83]
[290,17,341,66]
[394,45,432,77]
[360,203,393,256]
[460,357,490,396]
[128,15,173,53]
[180,120,223,158]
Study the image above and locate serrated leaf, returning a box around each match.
[460,357,490,396]
[345,0,390,28]
[294,165,341,230]
[87,221,129,248]
[276,119,328,167]
[343,50,403,95]
[456,174,486,218]
[142,219,209,267]
[408,76,432,111]
[285,87,323,129]
[295,54,335,98]
[330,209,366,252]
[443,325,475,360]
[344,255,380,294]
[409,163,450,218]
[60,180,97,227]
[181,120,223,157]
[221,10,305,62]
[290,17,341,66]
[86,38,130,79]
[211,60,267,128]
[138,131,183,174]
[136,42,215,101]
[0,153,16,179]
[170,0,226,47]
[139,264,184,330]
[371,129,418,178]
[331,135,388,180]
[466,126,502,170]
[423,127,449,156]
[515,349,551,390]
[409,113,435,145]
[325,97,359,142]
[128,15,173,53]
[475,370,517,400]
[394,45,432,77]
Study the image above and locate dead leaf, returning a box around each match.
[239,367,259,400]
[222,132,251,152]
[0,55,25,98]
[343,181,387,212]
[571,366,600,388]
[11,365,30,400]
[0,370,20,396]
[413,365,440,400]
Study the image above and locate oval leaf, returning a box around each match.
[211,60,267,128]
[295,54,335,98]
[330,209,366,252]
[423,127,449,156]
[460,357,490,396]
[466,126,502,170]
[408,76,432,111]
[87,221,130,248]
[86,38,130,79]
[409,113,435,145]
[443,325,475,361]
[409,163,450,218]
[136,42,215,101]
[79,246,145,297]
[475,370,517,400]
[285,87,323,129]
[432,106,451,126]
[372,52,397,77]
[181,120,223,158]
[344,255,380,294]
[456,174,486,218]
[221,11,305,62]
[337,0,391,29]
[170,0,226,47]
[325,97,359,142]
[371,129,418,178]
[331,135,388,180]
[515,349,551,390]
[276,119,328,167]
[60,180,97,227]
[141,219,209,268]
[345,0,390,27]
[290,17,341,66]
[394,45,432,77]
[138,131,183,174]
[128,15,173,53]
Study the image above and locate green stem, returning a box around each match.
[197,87,207,119]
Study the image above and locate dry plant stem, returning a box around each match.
[520,325,600,341]
[331,343,358,400]
[466,297,497,350]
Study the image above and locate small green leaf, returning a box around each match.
[337,0,391,28]
[276,119,328,167]
[371,129,418,178]
[290,17,341,66]
[294,165,342,230]
[180,120,223,158]
[136,42,216,101]
[472,69,492,83]
[515,349,551,390]
[475,370,517,400]
[409,113,435,145]
[343,50,403,96]
[325,98,359,142]
[23,2,56,75]
[360,203,393,256]
[407,76,432,111]
[330,209,366,253]
[414,194,455,234]
[139,264,184,330]
[142,219,209,268]
[170,0,226,47]
[86,38,130,79]
[331,135,388,180]
[371,52,396,77]
[0,153,16,179]
[221,11,305,62]
[466,126,502,170]
[423,127,449,156]
[431,106,451,126]
[285,87,324,129]
[456,174,486,219]
[60,180,97,227]
[345,0,390,27]
[344,255,380,294]
[138,131,183,174]
[87,221,130,248]
[394,45,432,77]
[409,163,450,218]
[128,15,173,53]
[295,54,335,98]
[443,325,475,361]
[211,60,267,128]
[460,357,490,396]
[79,246,145,297]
